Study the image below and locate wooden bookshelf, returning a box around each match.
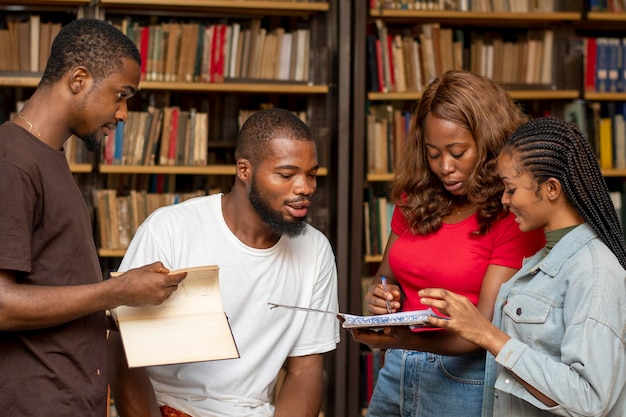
[368,10,581,23]
[0,75,328,94]
[99,164,328,176]
[368,89,579,101]
[96,0,329,14]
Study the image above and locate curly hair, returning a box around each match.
[235,108,313,166]
[39,18,140,88]
[391,70,528,235]
[502,116,626,269]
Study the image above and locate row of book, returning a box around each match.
[102,108,209,167]
[468,30,554,86]
[366,104,410,175]
[93,189,206,250]
[566,100,626,170]
[583,37,626,93]
[589,0,626,12]
[370,0,558,12]
[115,18,311,84]
[364,189,394,257]
[369,21,463,93]
[368,20,555,94]
[0,15,61,72]
[100,106,308,167]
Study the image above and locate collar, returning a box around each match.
[527,223,597,278]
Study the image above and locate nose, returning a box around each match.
[115,101,129,123]
[501,191,510,206]
[440,154,456,175]
[293,174,316,196]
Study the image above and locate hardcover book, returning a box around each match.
[268,303,444,330]
[111,265,239,367]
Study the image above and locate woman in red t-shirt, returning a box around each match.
[352,70,545,417]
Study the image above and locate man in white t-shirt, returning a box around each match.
[108,108,340,417]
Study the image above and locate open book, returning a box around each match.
[268,303,445,330]
[111,265,239,367]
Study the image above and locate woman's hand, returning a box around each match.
[349,326,415,350]
[418,288,509,355]
[365,278,402,315]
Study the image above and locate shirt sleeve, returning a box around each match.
[390,205,408,236]
[490,213,545,269]
[0,164,35,273]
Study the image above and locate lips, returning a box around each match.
[104,124,117,137]
[443,180,463,193]
[285,201,310,218]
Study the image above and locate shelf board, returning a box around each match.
[69,163,93,173]
[587,12,626,22]
[368,10,581,23]
[0,0,88,5]
[368,89,579,101]
[366,172,394,182]
[98,248,126,258]
[139,80,328,94]
[364,254,383,264]
[96,0,328,14]
[99,164,236,175]
[602,169,626,177]
[99,164,328,176]
[584,91,626,101]
[0,75,328,94]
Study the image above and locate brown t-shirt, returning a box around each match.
[0,123,107,416]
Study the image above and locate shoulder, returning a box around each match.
[144,194,219,225]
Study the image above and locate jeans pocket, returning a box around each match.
[436,352,485,384]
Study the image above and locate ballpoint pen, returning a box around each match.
[380,275,392,314]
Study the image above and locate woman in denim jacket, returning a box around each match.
[420,116,626,417]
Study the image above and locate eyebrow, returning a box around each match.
[277,164,320,171]
[122,85,138,96]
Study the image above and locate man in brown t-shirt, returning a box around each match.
[0,19,186,416]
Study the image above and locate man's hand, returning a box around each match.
[109,262,187,307]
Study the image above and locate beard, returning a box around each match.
[81,132,100,152]
[248,178,308,238]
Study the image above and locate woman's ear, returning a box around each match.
[545,178,562,201]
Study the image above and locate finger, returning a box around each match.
[427,316,449,328]
[418,287,448,299]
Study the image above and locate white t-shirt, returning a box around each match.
[118,194,340,417]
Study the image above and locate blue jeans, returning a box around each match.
[366,349,485,417]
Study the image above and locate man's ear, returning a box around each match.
[236,159,252,181]
[545,178,562,201]
[69,66,91,94]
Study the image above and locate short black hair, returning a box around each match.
[235,108,313,165]
[39,18,141,87]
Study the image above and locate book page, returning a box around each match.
[111,265,239,367]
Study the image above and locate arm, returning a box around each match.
[353,263,519,355]
[273,354,324,417]
[107,329,161,417]
[364,232,403,315]
[0,263,186,331]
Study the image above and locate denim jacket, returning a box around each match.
[482,223,626,417]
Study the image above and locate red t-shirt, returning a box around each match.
[389,208,545,312]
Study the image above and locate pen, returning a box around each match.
[380,275,392,314]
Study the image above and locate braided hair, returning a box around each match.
[503,116,626,269]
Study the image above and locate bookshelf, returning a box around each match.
[347,2,619,415]
[0,1,354,416]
